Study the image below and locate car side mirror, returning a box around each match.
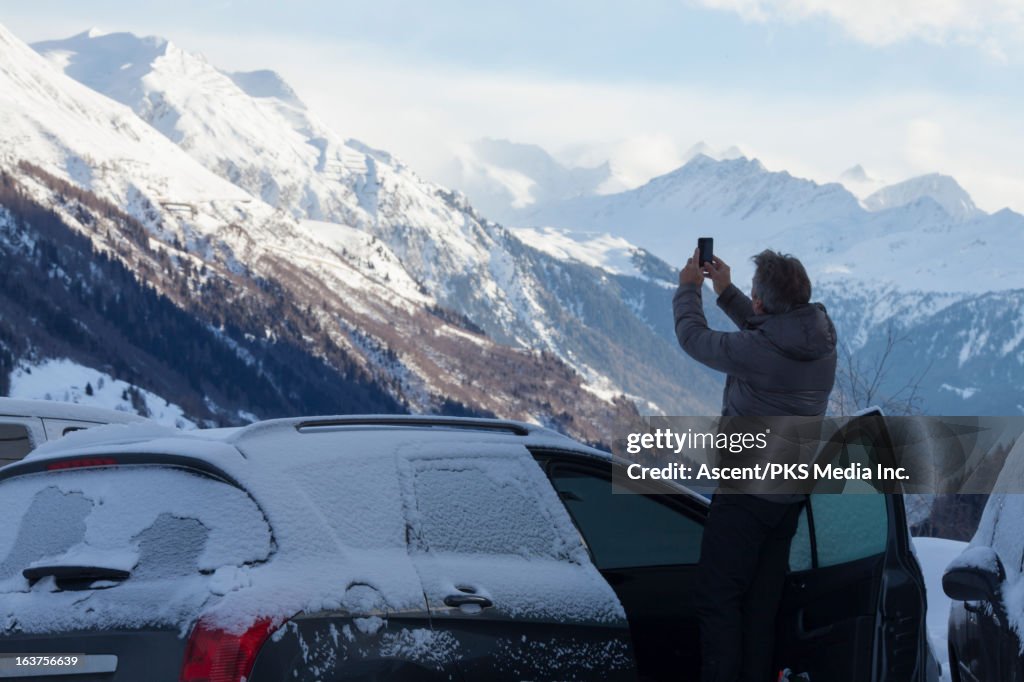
[942,546,1005,603]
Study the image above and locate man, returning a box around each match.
[674,248,837,682]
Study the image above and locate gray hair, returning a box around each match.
[751,250,811,314]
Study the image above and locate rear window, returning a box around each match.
[0,466,272,591]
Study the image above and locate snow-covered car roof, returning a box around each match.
[0,397,147,424]
[22,415,612,467]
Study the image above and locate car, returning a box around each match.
[0,413,935,681]
[0,397,147,468]
[942,435,1024,682]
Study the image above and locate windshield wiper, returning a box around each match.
[23,564,131,586]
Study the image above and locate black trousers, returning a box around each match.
[696,493,803,682]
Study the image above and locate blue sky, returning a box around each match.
[4,0,1022,210]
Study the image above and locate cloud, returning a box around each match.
[693,0,1024,58]
[267,47,1024,213]
[905,118,946,170]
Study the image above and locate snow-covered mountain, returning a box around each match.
[33,29,374,224]
[837,164,886,199]
[510,227,676,282]
[1,27,259,234]
[680,141,747,163]
[863,173,982,223]
[507,151,1024,414]
[523,154,1024,294]
[0,22,656,441]
[32,28,722,418]
[33,31,576,346]
[437,138,746,226]
[8,358,196,429]
[21,24,1021,419]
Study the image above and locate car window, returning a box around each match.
[288,457,407,550]
[789,434,889,571]
[0,422,34,467]
[0,466,272,587]
[813,494,888,567]
[406,456,568,559]
[549,466,703,570]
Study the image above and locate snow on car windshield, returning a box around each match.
[0,466,271,634]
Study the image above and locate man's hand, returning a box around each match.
[705,256,732,296]
[679,248,705,287]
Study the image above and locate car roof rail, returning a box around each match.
[291,415,532,436]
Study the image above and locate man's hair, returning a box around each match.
[751,250,811,314]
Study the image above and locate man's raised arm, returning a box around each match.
[705,256,754,329]
[673,250,757,377]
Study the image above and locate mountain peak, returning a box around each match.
[682,141,715,161]
[33,30,174,94]
[37,29,171,56]
[840,164,871,183]
[864,173,981,221]
[678,152,763,175]
[719,145,745,160]
[681,141,748,163]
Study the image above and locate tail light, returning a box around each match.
[46,457,118,471]
[180,617,274,682]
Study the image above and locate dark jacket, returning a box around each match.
[674,282,838,501]
[673,282,837,417]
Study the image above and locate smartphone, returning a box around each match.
[698,237,714,266]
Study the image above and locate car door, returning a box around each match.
[397,443,635,682]
[966,599,1011,682]
[537,450,708,682]
[776,413,929,682]
[966,493,1024,682]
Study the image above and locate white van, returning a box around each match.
[0,397,146,467]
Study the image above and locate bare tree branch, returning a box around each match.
[832,321,930,416]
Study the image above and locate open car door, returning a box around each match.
[776,412,932,682]
[536,451,708,682]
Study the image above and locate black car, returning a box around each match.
[0,414,935,681]
[943,450,1024,682]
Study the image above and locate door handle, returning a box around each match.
[444,594,494,609]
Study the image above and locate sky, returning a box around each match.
[3,0,1023,211]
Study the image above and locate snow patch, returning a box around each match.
[8,358,196,429]
[940,384,978,400]
[511,226,647,280]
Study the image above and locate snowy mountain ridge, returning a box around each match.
[32,28,724,418]
[523,153,1024,294]
[34,30,558,343]
[0,22,648,438]
[863,173,982,222]
[14,24,1023,418]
